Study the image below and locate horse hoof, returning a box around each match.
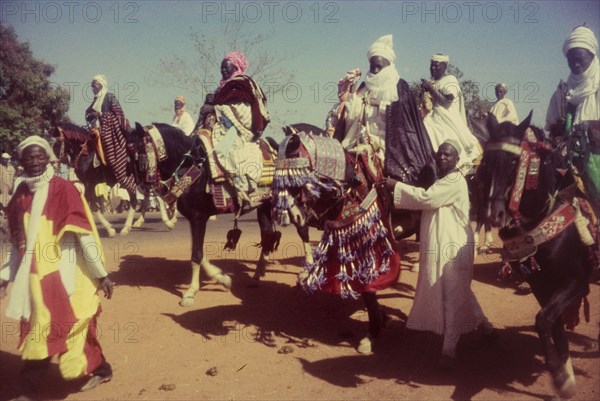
[120,228,130,236]
[252,263,267,280]
[556,376,576,400]
[357,335,373,354]
[215,273,232,290]
[132,218,144,228]
[107,228,117,238]
[554,358,576,400]
[165,220,175,230]
[179,295,195,307]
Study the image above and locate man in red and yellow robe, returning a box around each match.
[1,136,114,399]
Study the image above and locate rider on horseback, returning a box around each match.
[546,25,600,215]
[203,51,270,210]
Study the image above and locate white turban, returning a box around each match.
[431,53,450,64]
[367,34,396,64]
[17,135,57,161]
[93,74,108,89]
[563,25,598,56]
[92,74,109,114]
[440,138,461,155]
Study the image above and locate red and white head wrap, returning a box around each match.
[220,51,249,87]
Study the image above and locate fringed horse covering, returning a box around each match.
[303,188,400,299]
[273,132,346,225]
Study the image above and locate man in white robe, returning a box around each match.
[490,83,519,124]
[421,54,481,173]
[336,34,400,162]
[381,139,495,367]
[171,96,195,136]
[546,25,599,131]
[545,25,599,213]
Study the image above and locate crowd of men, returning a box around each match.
[0,23,597,401]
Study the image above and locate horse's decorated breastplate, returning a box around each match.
[501,202,577,262]
[303,188,397,299]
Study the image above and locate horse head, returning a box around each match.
[481,111,533,227]
[49,122,90,168]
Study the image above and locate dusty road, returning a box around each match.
[1,212,598,401]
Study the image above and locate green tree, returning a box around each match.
[0,23,70,152]
[446,64,491,121]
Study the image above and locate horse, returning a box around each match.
[128,122,285,307]
[50,123,174,237]
[467,114,495,254]
[479,111,596,399]
[273,129,401,353]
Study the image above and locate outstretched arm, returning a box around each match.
[381,175,463,211]
[77,233,113,299]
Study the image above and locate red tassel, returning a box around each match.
[529,257,540,271]
[499,261,512,278]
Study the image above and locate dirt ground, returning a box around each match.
[1,212,599,401]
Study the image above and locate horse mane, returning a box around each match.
[152,123,205,168]
[282,123,325,136]
[57,122,89,143]
[467,115,489,146]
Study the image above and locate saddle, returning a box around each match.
[199,132,277,214]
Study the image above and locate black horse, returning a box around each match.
[129,123,282,306]
[466,114,495,254]
[479,112,595,399]
[273,129,401,354]
[50,123,172,237]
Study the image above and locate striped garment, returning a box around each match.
[6,177,106,378]
[98,94,137,193]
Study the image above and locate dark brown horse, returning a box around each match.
[50,123,173,237]
[479,112,596,399]
[273,130,401,353]
[128,123,284,306]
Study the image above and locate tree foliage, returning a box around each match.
[0,23,70,153]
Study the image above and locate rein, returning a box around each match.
[486,128,578,262]
[485,128,552,220]
[157,138,206,202]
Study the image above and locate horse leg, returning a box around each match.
[295,223,313,287]
[252,203,280,280]
[156,195,175,230]
[119,190,137,236]
[95,210,116,238]
[473,222,481,255]
[201,257,231,289]
[180,213,208,307]
[357,292,385,354]
[132,192,148,228]
[179,211,230,307]
[550,319,575,400]
[534,280,586,399]
[482,223,494,254]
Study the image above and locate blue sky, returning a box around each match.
[3,0,599,140]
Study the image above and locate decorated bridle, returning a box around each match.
[484,128,552,221]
